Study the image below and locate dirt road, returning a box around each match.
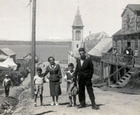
[12,77,140,115]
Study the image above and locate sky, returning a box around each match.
[0,0,140,41]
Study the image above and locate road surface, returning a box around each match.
[12,77,140,115]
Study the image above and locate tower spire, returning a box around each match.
[72,7,84,27]
[77,6,80,15]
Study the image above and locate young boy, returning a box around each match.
[64,63,77,107]
[2,74,13,97]
[33,68,45,107]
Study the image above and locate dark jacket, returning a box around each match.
[44,64,62,82]
[74,57,93,82]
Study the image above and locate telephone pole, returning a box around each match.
[31,0,36,98]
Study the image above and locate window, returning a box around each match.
[77,44,79,48]
[127,41,131,47]
[126,14,130,29]
[76,31,81,40]
[137,12,140,16]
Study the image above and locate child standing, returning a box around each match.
[33,68,45,107]
[2,74,13,97]
[64,63,77,107]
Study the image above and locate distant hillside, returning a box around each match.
[0,40,71,61]
[0,40,71,46]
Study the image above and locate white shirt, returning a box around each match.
[4,78,9,83]
[80,60,84,67]
[34,75,44,85]
[126,50,129,55]
[3,78,11,86]
[64,71,74,79]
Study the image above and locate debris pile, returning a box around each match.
[0,96,18,114]
[0,74,31,115]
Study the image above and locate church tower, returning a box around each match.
[72,7,84,56]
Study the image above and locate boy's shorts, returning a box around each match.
[34,84,43,95]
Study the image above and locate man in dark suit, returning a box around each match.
[74,48,99,110]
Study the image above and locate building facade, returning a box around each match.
[88,38,112,79]
[113,4,140,57]
[101,4,140,87]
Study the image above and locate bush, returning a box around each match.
[0,70,7,86]
[0,60,29,86]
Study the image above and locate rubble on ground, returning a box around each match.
[0,74,31,115]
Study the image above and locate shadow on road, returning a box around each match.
[43,103,51,106]
[33,110,56,115]
[59,102,69,105]
[77,103,105,108]
[42,102,70,106]
[97,104,105,107]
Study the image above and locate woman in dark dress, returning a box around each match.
[44,56,62,106]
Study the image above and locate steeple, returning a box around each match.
[71,7,84,54]
[73,7,84,27]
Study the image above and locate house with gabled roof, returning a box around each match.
[102,4,140,88]
[85,32,110,52]
[0,48,16,62]
[23,53,38,63]
[88,38,112,79]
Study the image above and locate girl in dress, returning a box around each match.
[64,63,77,107]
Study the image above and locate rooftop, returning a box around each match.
[0,48,16,56]
[113,29,140,36]
[72,7,84,27]
[122,4,140,17]
[88,38,112,57]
